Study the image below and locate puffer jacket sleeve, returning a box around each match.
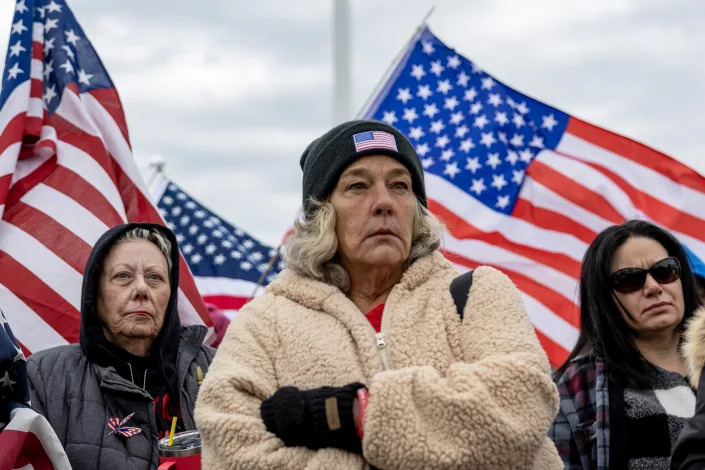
[201,343,216,365]
[26,356,48,417]
[361,266,561,470]
[195,297,367,470]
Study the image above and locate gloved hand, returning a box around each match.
[260,382,366,453]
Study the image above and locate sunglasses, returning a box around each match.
[610,257,681,294]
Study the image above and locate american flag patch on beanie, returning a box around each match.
[352,131,398,152]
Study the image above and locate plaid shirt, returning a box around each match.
[549,353,610,470]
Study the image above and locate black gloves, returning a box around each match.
[260,382,365,453]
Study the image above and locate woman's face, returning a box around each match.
[329,155,416,274]
[610,236,685,337]
[97,239,171,346]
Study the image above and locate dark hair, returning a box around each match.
[554,220,700,387]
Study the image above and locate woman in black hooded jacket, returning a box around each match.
[26,222,214,470]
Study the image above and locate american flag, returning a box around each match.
[362,27,705,367]
[0,0,212,355]
[152,173,284,319]
[0,309,71,469]
[353,131,398,152]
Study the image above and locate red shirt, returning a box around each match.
[366,304,384,332]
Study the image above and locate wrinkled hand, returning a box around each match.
[260,382,365,453]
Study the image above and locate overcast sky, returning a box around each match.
[1,1,704,245]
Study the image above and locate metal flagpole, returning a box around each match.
[248,249,281,300]
[333,0,351,124]
[146,155,170,204]
[355,6,436,119]
[248,0,354,299]
[146,155,166,188]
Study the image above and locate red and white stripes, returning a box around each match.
[0,407,72,470]
[434,116,705,367]
[0,22,212,354]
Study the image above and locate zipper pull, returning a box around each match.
[376,332,386,349]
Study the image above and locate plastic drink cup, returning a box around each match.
[157,430,201,470]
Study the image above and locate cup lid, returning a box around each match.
[158,430,201,457]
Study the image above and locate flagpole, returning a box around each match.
[355,6,436,119]
[248,248,281,300]
[333,0,351,124]
[146,155,166,189]
[146,155,172,204]
[249,0,353,300]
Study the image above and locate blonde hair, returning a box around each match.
[115,227,173,275]
[284,199,444,292]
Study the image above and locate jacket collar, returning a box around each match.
[96,363,153,399]
[266,252,452,378]
[268,251,452,312]
[95,325,207,399]
[175,325,207,392]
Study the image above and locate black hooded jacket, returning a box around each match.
[26,223,215,470]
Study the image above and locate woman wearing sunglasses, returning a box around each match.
[549,220,699,470]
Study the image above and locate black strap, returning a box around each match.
[449,270,474,320]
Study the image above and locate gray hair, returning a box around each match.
[284,199,444,292]
[115,227,173,275]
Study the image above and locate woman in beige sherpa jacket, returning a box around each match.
[195,120,561,470]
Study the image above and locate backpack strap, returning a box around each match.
[449,270,474,320]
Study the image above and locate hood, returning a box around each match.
[683,306,705,388]
[79,222,182,373]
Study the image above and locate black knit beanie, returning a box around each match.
[299,120,427,216]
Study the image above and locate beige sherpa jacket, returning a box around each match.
[683,306,705,388]
[195,252,561,469]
